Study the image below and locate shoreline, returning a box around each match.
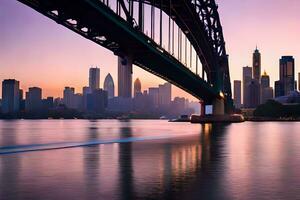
[246,117,300,122]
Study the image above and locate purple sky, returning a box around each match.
[1,0,300,99]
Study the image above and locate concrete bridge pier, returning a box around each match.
[212,98,225,115]
[192,98,244,123]
[199,100,206,116]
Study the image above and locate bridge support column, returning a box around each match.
[212,98,225,115]
[199,100,206,116]
[118,55,133,98]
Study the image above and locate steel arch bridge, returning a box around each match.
[18,0,233,114]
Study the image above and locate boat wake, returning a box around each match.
[0,135,172,155]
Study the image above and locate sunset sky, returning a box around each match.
[1,0,300,99]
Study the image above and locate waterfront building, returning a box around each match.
[134,78,142,98]
[275,91,300,104]
[42,97,54,111]
[87,89,108,113]
[25,87,42,112]
[107,97,133,113]
[53,98,63,107]
[172,97,186,114]
[261,71,273,103]
[158,82,172,107]
[1,79,20,113]
[103,73,115,99]
[253,47,261,82]
[233,80,242,109]
[63,87,75,108]
[72,93,83,111]
[19,89,25,111]
[243,66,252,108]
[89,67,100,91]
[149,87,159,108]
[275,81,284,98]
[261,87,274,104]
[118,56,132,98]
[261,71,270,88]
[247,79,260,108]
[279,56,295,95]
[82,86,92,110]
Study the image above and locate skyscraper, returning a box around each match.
[275,80,284,97]
[253,47,261,82]
[82,86,92,110]
[87,89,108,113]
[89,67,100,91]
[1,79,20,113]
[104,73,115,99]
[118,56,132,98]
[248,79,260,108]
[233,80,241,109]
[261,71,270,88]
[279,56,295,95]
[261,71,273,103]
[19,89,25,111]
[243,66,252,108]
[149,87,159,108]
[134,78,142,98]
[158,82,172,106]
[63,87,75,108]
[25,87,42,112]
[262,87,273,104]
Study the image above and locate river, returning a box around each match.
[0,120,300,200]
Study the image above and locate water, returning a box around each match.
[0,120,300,200]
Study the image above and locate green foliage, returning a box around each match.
[254,100,300,118]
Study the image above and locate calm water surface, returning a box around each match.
[0,120,300,200]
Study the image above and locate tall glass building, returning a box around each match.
[1,79,20,113]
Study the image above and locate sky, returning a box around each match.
[1,0,300,99]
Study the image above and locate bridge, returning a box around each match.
[18,0,233,115]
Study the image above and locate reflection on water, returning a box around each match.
[0,120,300,200]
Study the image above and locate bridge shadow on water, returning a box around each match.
[0,121,231,200]
[100,122,231,200]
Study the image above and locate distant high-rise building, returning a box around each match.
[279,56,295,95]
[108,97,133,113]
[104,73,115,99]
[19,89,25,111]
[1,79,20,113]
[63,87,75,108]
[87,89,108,113]
[275,80,284,97]
[261,71,270,88]
[25,87,42,112]
[253,47,261,82]
[158,82,172,106]
[133,78,142,98]
[243,66,252,108]
[248,79,260,108]
[42,97,54,111]
[149,87,159,108]
[82,86,92,110]
[89,67,100,91]
[233,80,241,109]
[261,87,273,104]
[261,71,273,104]
[118,56,132,98]
[172,97,186,114]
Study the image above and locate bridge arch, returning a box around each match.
[18,0,233,112]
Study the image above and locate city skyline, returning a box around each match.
[1,0,300,99]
